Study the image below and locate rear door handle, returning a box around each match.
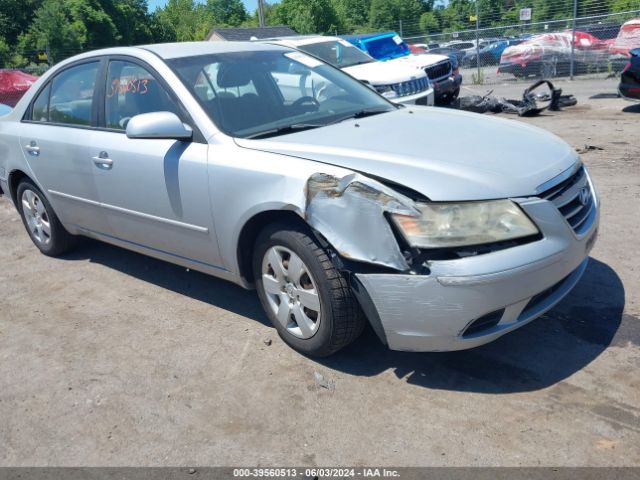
[25,142,40,156]
[92,151,113,169]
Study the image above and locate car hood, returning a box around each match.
[389,53,451,69]
[342,60,426,85]
[235,107,578,201]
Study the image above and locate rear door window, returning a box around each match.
[48,62,99,126]
[30,83,51,122]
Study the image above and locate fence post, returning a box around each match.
[570,0,578,80]
[399,19,403,37]
[475,0,480,82]
[257,0,265,28]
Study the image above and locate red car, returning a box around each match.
[498,31,611,78]
[610,18,640,70]
[0,70,38,107]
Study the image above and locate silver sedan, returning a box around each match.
[0,42,599,356]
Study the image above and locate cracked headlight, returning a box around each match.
[392,200,539,248]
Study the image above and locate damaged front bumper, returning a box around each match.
[433,73,462,101]
[351,195,599,352]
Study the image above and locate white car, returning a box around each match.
[344,32,463,104]
[262,35,435,106]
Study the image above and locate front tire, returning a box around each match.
[253,222,365,357]
[16,180,77,256]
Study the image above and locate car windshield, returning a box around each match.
[298,40,375,68]
[363,35,410,60]
[169,50,395,139]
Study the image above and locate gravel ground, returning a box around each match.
[0,78,639,467]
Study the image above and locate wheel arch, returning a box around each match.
[8,169,34,206]
[236,209,311,286]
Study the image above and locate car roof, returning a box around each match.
[139,41,288,59]
[342,32,397,41]
[263,35,342,47]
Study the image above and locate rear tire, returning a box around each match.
[16,180,77,256]
[253,222,365,357]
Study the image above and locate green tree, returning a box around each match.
[100,0,154,45]
[611,0,639,12]
[269,0,342,34]
[369,0,425,35]
[0,0,43,46]
[155,0,207,41]
[149,10,178,42]
[205,0,249,26]
[0,35,10,67]
[21,0,91,62]
[333,0,371,32]
[419,10,439,33]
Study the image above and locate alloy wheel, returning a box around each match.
[261,246,321,339]
[21,189,51,245]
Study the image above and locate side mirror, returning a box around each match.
[126,111,193,140]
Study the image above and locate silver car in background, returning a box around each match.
[0,42,599,356]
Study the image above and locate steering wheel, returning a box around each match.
[292,96,320,110]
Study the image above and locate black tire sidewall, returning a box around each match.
[253,225,339,356]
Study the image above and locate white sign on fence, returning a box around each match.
[519,8,532,21]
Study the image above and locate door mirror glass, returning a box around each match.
[126,111,193,140]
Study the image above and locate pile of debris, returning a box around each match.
[452,80,577,117]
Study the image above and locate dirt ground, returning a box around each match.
[0,78,639,467]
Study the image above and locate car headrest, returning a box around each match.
[217,63,252,88]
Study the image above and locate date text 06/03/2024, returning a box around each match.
[232,468,401,478]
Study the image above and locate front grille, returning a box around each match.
[424,60,453,82]
[539,166,595,234]
[377,77,430,97]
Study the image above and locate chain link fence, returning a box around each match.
[2,4,640,104]
[399,9,639,85]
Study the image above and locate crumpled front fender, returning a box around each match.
[305,172,420,271]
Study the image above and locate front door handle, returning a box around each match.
[92,151,113,169]
[25,141,40,156]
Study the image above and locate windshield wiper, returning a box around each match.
[245,123,323,140]
[244,108,392,139]
[327,107,393,125]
